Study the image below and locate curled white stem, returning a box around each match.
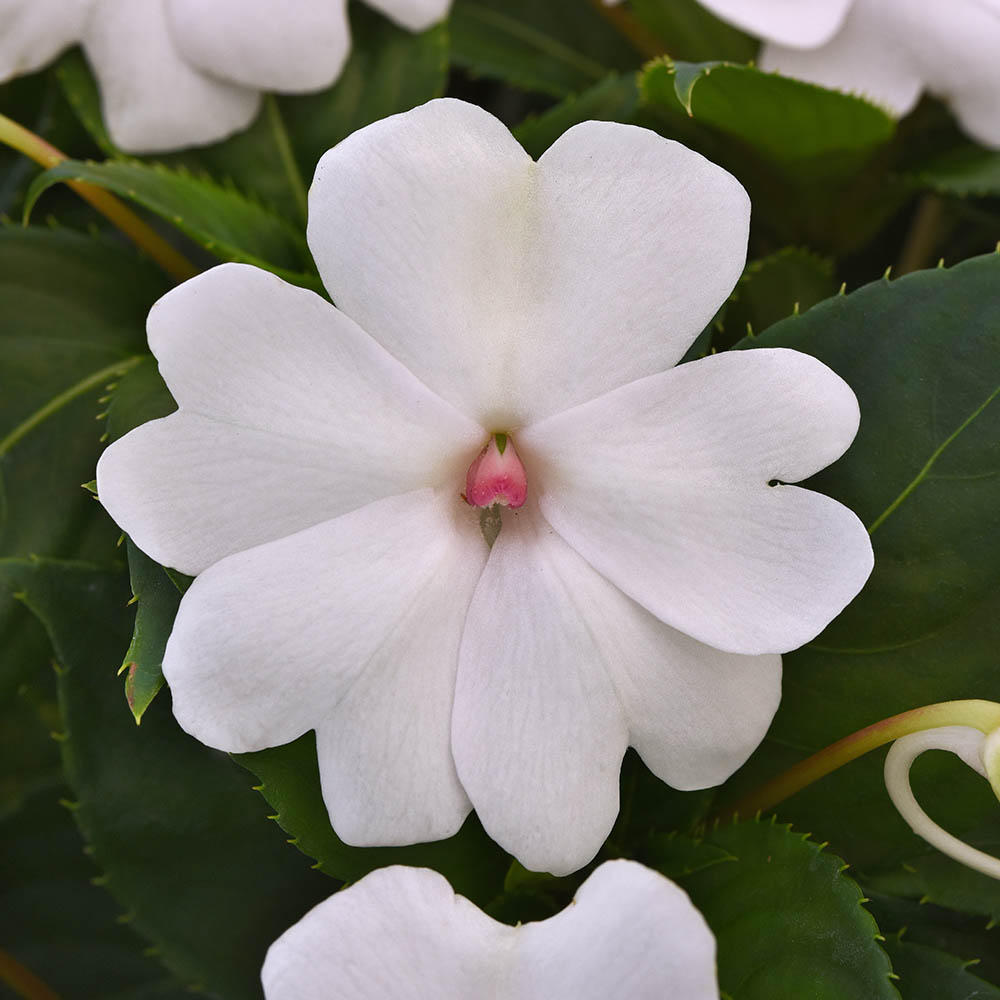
[884,725,1000,881]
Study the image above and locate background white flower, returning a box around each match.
[0,0,451,153]
[697,0,1000,148]
[262,861,720,999]
[97,99,873,875]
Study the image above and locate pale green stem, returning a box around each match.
[718,699,1000,821]
[264,95,308,224]
[884,726,1000,880]
[0,112,196,283]
[0,947,62,1000]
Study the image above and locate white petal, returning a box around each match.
[163,490,487,768]
[898,0,1000,148]
[166,0,349,93]
[262,862,717,999]
[522,348,873,655]
[514,860,719,1000]
[527,541,782,790]
[97,264,481,576]
[696,0,853,47]
[452,509,629,876]
[262,867,511,1000]
[309,99,748,427]
[759,0,923,116]
[82,0,260,152]
[313,523,486,845]
[0,0,90,81]
[363,0,453,32]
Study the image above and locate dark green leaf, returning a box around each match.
[119,542,182,724]
[908,144,1000,198]
[236,734,510,907]
[638,59,902,250]
[103,355,176,445]
[0,227,163,690]
[514,73,639,159]
[678,820,898,1000]
[0,557,330,1000]
[718,247,836,349]
[628,0,756,62]
[24,160,318,288]
[721,253,1000,900]
[881,935,1000,1000]
[450,0,637,98]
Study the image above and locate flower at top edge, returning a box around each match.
[696,0,1000,148]
[261,861,720,999]
[96,97,874,875]
[0,0,450,153]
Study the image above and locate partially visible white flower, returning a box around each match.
[262,861,720,999]
[97,99,873,875]
[697,0,1000,148]
[0,0,450,153]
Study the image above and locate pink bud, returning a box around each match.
[465,434,527,510]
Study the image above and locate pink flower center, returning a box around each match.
[465,433,527,509]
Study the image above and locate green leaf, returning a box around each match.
[881,935,1000,1000]
[908,144,1000,198]
[450,0,638,97]
[514,72,639,159]
[104,355,176,445]
[119,542,182,724]
[24,159,319,288]
[0,557,330,1000]
[638,59,902,249]
[0,775,188,1000]
[717,247,837,349]
[628,0,757,62]
[676,820,898,1000]
[0,227,164,692]
[866,891,1000,988]
[236,734,510,907]
[723,253,1000,891]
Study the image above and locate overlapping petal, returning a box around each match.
[163,490,486,767]
[365,0,453,32]
[454,506,780,873]
[82,0,260,154]
[309,100,749,427]
[262,861,719,999]
[97,264,481,575]
[166,0,351,93]
[0,0,91,81]
[698,0,853,47]
[521,348,873,655]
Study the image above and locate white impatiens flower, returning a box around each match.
[262,861,720,999]
[97,98,874,875]
[697,0,1000,148]
[0,0,450,153]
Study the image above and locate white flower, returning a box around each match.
[0,0,450,153]
[97,98,873,875]
[261,861,720,999]
[697,0,1000,148]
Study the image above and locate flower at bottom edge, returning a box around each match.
[95,98,873,876]
[261,861,719,1000]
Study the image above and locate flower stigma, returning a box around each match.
[465,433,527,510]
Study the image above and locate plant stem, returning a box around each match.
[896,193,944,276]
[716,699,1000,822]
[0,947,62,1000]
[0,112,196,283]
[264,95,309,224]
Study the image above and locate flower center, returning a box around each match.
[465,433,527,510]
